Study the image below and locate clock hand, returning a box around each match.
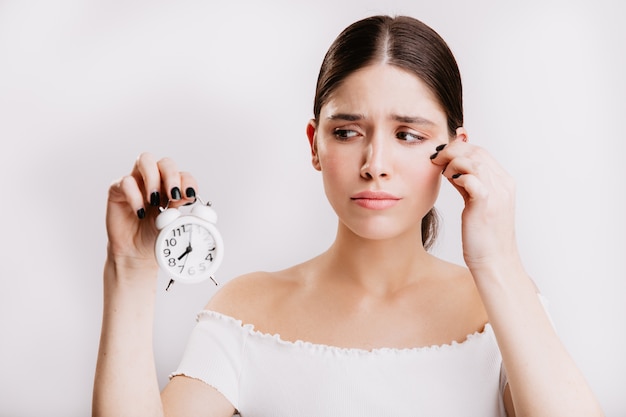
[177,225,194,261]
[167,242,191,293]
[177,244,193,261]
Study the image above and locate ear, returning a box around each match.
[455,127,468,142]
[306,119,321,171]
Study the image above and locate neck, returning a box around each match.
[320,222,434,295]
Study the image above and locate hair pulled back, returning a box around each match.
[312,15,464,250]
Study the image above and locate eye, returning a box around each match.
[396,131,425,143]
[333,129,360,140]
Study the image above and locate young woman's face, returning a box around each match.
[308,64,451,241]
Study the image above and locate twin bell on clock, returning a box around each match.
[154,196,224,291]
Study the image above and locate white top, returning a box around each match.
[171,310,509,417]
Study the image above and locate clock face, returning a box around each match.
[155,217,223,284]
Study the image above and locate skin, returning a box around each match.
[93,64,604,417]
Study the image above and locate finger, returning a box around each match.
[157,157,183,202]
[441,155,476,179]
[449,173,489,202]
[443,154,491,202]
[430,141,472,168]
[119,175,147,219]
[431,141,489,167]
[133,152,162,207]
[429,143,451,167]
[180,171,199,202]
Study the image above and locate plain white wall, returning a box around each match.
[0,1,624,415]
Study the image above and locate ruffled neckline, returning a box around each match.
[197,310,493,356]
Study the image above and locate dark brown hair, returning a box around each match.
[313,15,463,250]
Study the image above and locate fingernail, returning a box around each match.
[185,187,196,198]
[436,144,447,152]
[430,152,439,160]
[452,173,462,179]
[137,208,146,219]
[171,187,182,200]
[150,191,160,207]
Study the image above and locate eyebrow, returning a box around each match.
[392,115,436,126]
[327,113,364,122]
[327,113,436,126]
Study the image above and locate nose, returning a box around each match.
[360,135,391,180]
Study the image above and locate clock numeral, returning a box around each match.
[163,248,171,257]
[206,253,213,262]
[165,238,177,247]
[168,258,176,267]
[171,225,187,237]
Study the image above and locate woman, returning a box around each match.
[93,15,603,417]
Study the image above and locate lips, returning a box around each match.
[351,191,401,210]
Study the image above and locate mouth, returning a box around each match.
[351,191,401,210]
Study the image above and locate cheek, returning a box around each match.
[408,159,444,198]
[319,155,351,197]
[317,144,353,181]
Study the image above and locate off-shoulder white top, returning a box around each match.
[171,310,509,417]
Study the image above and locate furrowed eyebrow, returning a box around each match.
[326,112,436,127]
[327,113,364,121]
[392,114,436,126]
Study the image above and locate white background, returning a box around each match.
[0,1,624,416]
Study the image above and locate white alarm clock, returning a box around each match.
[154,198,223,290]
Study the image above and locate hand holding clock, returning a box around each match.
[105,152,199,276]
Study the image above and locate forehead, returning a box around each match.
[321,64,446,125]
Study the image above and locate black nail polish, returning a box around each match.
[430,152,439,160]
[171,187,182,200]
[452,173,462,179]
[436,144,447,152]
[185,187,196,198]
[150,191,160,207]
[137,208,146,219]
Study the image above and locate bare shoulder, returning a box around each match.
[429,257,489,331]
[204,266,304,325]
[428,256,474,286]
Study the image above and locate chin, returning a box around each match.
[341,219,415,242]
